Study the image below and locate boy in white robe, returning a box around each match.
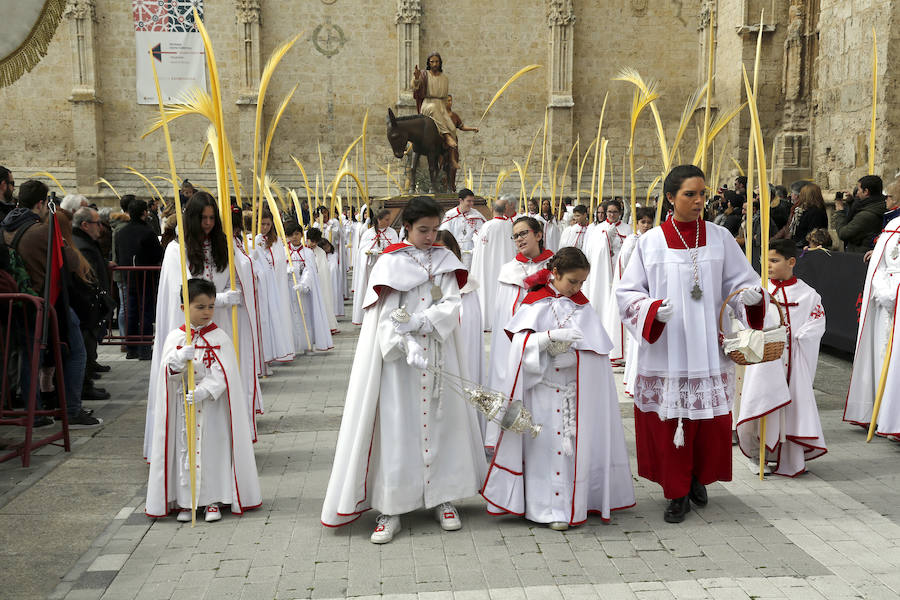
[439,188,485,269]
[559,205,590,250]
[306,227,340,333]
[145,278,261,522]
[470,196,515,331]
[738,240,827,476]
[844,214,900,436]
[321,197,486,544]
[482,249,635,529]
[286,221,333,352]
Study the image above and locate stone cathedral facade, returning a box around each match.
[0,0,890,200]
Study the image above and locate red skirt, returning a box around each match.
[634,406,732,499]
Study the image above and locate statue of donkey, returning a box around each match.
[386,108,452,193]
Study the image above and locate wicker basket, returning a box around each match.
[718,288,787,366]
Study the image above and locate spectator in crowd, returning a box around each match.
[72,207,112,400]
[96,207,114,259]
[179,180,195,205]
[804,228,833,251]
[785,183,828,249]
[0,166,15,222]
[146,197,162,237]
[881,177,900,229]
[111,194,133,349]
[60,193,88,214]
[771,185,792,231]
[115,198,163,360]
[832,175,887,253]
[734,176,748,204]
[1,180,101,427]
[721,190,743,235]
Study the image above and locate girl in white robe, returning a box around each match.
[324,241,345,317]
[482,249,635,529]
[844,214,900,436]
[145,194,264,458]
[145,278,261,521]
[286,223,334,352]
[737,240,827,476]
[616,165,766,524]
[486,217,554,447]
[321,197,486,544]
[307,227,340,333]
[352,211,399,325]
[252,210,296,364]
[540,199,561,252]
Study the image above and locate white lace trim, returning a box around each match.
[633,370,734,420]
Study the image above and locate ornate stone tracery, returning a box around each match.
[396,0,422,24]
[548,0,575,26]
[63,0,95,22]
[236,0,261,24]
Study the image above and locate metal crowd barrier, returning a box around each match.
[101,265,160,347]
[0,294,70,467]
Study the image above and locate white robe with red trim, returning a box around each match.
[145,241,264,458]
[616,219,765,422]
[322,218,347,301]
[618,234,642,394]
[481,287,635,523]
[320,243,487,527]
[559,223,590,251]
[145,324,261,517]
[253,237,296,363]
[351,226,399,325]
[328,251,345,317]
[287,243,333,352]
[737,278,826,476]
[440,207,486,269]
[845,216,900,434]
[470,217,515,331]
[586,221,632,362]
[311,245,339,332]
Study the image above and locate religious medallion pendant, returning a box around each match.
[431,284,443,301]
[691,284,703,300]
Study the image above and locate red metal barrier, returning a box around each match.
[102,265,160,346]
[0,294,71,466]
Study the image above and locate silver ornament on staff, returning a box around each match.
[390,305,542,438]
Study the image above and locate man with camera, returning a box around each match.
[832,175,887,254]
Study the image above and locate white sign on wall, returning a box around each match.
[133,0,207,105]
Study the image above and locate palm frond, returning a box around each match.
[480,64,542,122]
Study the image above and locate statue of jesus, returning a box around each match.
[412,52,460,170]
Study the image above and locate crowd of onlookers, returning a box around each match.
[704,173,898,262]
[0,166,170,429]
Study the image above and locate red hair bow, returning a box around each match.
[524,268,551,289]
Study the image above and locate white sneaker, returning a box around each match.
[176,509,192,522]
[205,503,222,522]
[370,514,400,544]
[435,502,462,531]
[549,521,569,531]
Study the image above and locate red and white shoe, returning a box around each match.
[205,503,222,522]
[370,514,400,544]
[435,502,461,531]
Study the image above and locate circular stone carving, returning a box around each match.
[312,22,346,57]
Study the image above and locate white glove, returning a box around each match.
[655,300,674,323]
[404,337,428,369]
[216,289,243,307]
[740,286,764,306]
[293,282,311,294]
[185,386,212,406]
[392,312,433,335]
[286,263,304,277]
[552,351,577,369]
[166,345,194,372]
[537,328,583,350]
[875,284,896,308]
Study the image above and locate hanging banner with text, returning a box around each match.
[133,0,207,105]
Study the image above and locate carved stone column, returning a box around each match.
[775,0,812,183]
[64,0,103,193]
[235,0,262,194]
[547,0,575,187]
[396,0,421,115]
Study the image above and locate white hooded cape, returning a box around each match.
[469,217,515,331]
[320,242,487,527]
[351,226,399,325]
[287,242,333,352]
[481,286,635,523]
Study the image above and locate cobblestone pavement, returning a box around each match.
[3,313,898,600]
